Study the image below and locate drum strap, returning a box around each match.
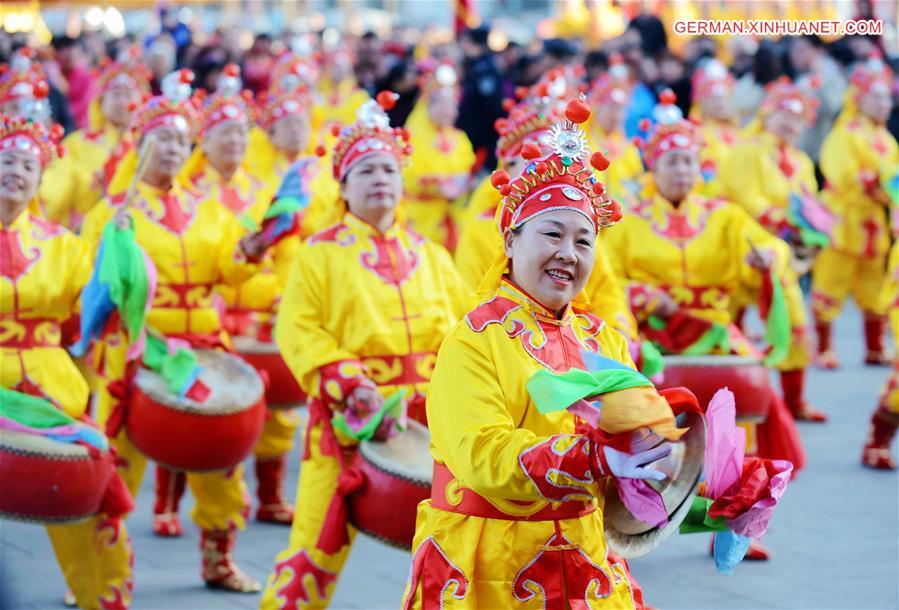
[430,463,596,522]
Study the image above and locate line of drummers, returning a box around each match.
[0,40,897,610]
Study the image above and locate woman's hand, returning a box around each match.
[113,207,132,230]
[239,231,268,262]
[346,383,384,417]
[650,291,678,320]
[745,246,774,272]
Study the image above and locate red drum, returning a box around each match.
[232,336,306,408]
[0,429,114,524]
[659,355,772,421]
[349,421,432,549]
[127,350,266,472]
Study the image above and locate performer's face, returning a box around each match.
[653,149,699,203]
[504,210,596,315]
[699,89,733,122]
[202,120,248,172]
[594,99,626,133]
[341,152,402,218]
[427,89,458,128]
[0,149,41,210]
[859,81,892,126]
[269,114,310,156]
[764,109,804,145]
[144,125,191,181]
[101,87,141,129]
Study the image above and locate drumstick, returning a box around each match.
[122,134,157,210]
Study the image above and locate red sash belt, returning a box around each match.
[0,316,61,348]
[361,352,437,386]
[430,463,596,522]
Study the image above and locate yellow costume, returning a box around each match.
[587,122,643,197]
[316,76,369,140]
[602,186,806,468]
[811,110,897,363]
[82,182,257,512]
[1,111,132,609]
[259,213,467,609]
[403,101,475,250]
[40,56,151,231]
[696,119,739,198]
[402,280,640,610]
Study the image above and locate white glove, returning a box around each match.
[601,443,671,481]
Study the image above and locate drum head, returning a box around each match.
[232,336,278,356]
[0,429,90,459]
[359,420,432,486]
[136,349,264,414]
[604,411,705,558]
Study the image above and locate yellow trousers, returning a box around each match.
[254,408,303,460]
[46,516,133,610]
[811,248,887,322]
[259,421,354,609]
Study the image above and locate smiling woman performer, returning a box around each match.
[259,93,468,610]
[1,108,134,610]
[401,98,679,610]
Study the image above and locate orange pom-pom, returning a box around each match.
[19,47,35,58]
[126,100,139,112]
[565,98,591,124]
[592,182,606,195]
[403,145,413,155]
[315,145,327,157]
[494,118,509,133]
[590,151,610,171]
[223,63,240,77]
[522,142,542,160]
[608,200,623,223]
[515,86,528,100]
[659,89,676,105]
[330,124,341,137]
[638,118,651,132]
[50,124,64,140]
[179,69,195,84]
[535,82,550,98]
[490,170,510,188]
[502,98,515,112]
[500,183,513,196]
[376,90,398,110]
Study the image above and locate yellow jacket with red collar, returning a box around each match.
[0,210,92,416]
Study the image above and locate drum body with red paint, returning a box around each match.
[233,336,306,408]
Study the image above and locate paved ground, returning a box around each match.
[1,305,896,610]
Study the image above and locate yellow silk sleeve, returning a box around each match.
[274,242,360,394]
[718,144,770,219]
[427,325,578,501]
[215,209,259,287]
[820,127,868,202]
[272,233,301,286]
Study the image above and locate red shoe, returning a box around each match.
[861,410,898,470]
[745,541,771,561]
[794,405,828,423]
[153,512,183,537]
[814,350,839,370]
[254,456,295,525]
[865,350,894,366]
[201,527,261,593]
[781,370,828,423]
[153,466,185,537]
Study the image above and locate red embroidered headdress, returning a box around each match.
[257,59,316,131]
[494,80,565,163]
[1,111,64,168]
[127,69,201,140]
[690,58,734,102]
[636,89,703,169]
[94,48,152,97]
[329,91,410,181]
[416,59,459,100]
[759,76,818,124]
[589,55,632,105]
[0,48,46,109]
[198,63,255,136]
[848,55,893,100]
[489,96,621,233]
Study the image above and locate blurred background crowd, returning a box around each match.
[2,0,897,175]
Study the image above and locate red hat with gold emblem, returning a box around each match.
[636,89,704,170]
[329,90,410,181]
[0,48,47,111]
[690,58,734,103]
[127,69,201,141]
[1,77,64,168]
[590,55,632,105]
[198,63,255,136]
[759,76,818,124]
[489,96,621,233]
[494,78,568,164]
[848,54,893,100]
[94,48,152,98]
